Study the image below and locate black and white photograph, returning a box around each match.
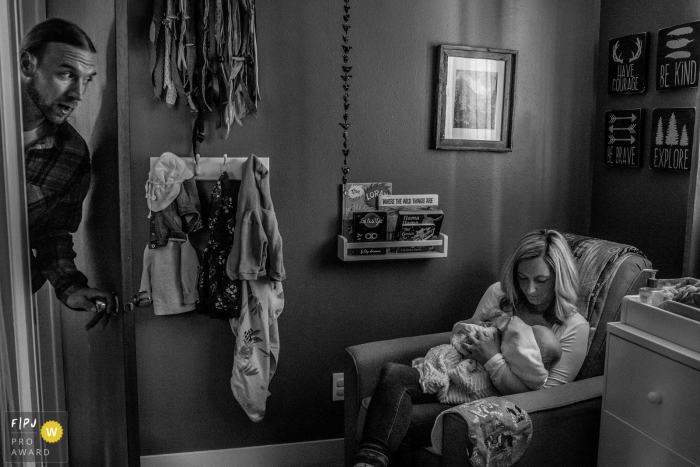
[435,44,516,151]
[2,2,699,467]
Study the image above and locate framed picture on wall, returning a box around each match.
[435,45,517,151]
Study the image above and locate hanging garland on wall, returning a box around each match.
[149,0,260,156]
[340,0,351,185]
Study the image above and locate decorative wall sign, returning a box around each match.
[657,21,700,90]
[608,33,647,94]
[650,108,695,171]
[435,45,516,151]
[604,109,643,167]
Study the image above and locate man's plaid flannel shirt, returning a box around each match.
[25,122,91,305]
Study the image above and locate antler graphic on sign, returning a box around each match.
[629,38,643,62]
[612,41,623,63]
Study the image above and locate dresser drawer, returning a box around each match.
[598,411,697,467]
[604,334,700,465]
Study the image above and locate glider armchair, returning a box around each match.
[344,233,652,467]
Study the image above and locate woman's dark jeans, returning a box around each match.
[358,362,453,462]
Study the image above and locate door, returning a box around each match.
[16,0,139,465]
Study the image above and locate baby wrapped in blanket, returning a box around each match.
[412,315,562,404]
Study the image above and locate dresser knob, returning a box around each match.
[647,392,662,404]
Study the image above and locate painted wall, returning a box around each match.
[591,1,700,276]
[128,0,600,455]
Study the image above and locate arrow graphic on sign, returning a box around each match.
[608,135,636,144]
[608,124,636,133]
[609,114,637,123]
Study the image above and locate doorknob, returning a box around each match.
[123,291,152,313]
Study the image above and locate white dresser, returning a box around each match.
[598,297,700,467]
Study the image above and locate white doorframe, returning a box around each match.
[0,0,41,423]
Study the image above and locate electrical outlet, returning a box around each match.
[332,372,345,401]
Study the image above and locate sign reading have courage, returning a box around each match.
[657,21,700,90]
[608,33,647,94]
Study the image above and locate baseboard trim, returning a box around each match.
[140,438,344,467]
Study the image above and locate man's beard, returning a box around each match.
[26,81,72,125]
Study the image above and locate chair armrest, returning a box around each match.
[501,374,604,412]
[346,332,452,401]
[344,332,451,467]
[440,376,604,467]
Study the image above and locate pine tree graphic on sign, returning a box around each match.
[665,113,679,145]
[680,125,689,146]
[655,117,664,145]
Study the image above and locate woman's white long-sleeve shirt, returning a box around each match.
[453,282,589,395]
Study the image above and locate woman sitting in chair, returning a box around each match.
[354,229,590,467]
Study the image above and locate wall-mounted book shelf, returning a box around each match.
[337,234,448,261]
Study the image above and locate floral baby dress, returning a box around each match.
[196,172,242,318]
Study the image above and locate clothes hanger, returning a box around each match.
[194,153,202,177]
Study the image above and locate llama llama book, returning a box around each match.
[395,209,444,252]
[377,194,439,241]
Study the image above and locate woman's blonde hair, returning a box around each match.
[499,229,579,324]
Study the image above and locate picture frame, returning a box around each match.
[435,45,517,151]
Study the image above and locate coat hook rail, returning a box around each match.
[149,155,270,181]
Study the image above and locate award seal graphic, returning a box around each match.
[40,420,64,443]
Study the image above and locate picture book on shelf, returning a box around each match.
[395,209,444,252]
[377,194,439,241]
[351,211,388,255]
[341,182,392,239]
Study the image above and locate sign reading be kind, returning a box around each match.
[657,21,700,90]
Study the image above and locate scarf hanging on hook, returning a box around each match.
[150,0,260,155]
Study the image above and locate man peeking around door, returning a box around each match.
[19,18,112,313]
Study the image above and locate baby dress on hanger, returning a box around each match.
[197,171,242,319]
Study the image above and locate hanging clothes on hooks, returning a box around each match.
[196,171,242,319]
[146,152,203,247]
[226,155,285,422]
[140,152,202,315]
[226,155,284,281]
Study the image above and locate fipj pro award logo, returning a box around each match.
[4,412,68,464]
